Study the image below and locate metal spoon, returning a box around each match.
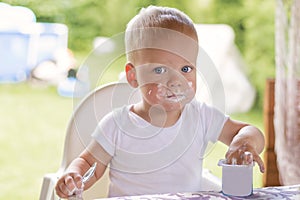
[82,162,97,184]
[68,162,97,200]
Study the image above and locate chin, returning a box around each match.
[161,100,190,112]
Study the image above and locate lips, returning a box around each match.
[156,84,188,102]
[165,93,186,102]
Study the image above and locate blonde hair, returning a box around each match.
[125,6,198,62]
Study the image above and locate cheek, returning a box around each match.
[140,84,160,102]
[188,80,197,93]
[185,75,196,90]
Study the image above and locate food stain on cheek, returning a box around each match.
[155,84,165,100]
[146,85,164,102]
[187,81,196,94]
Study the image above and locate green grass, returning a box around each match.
[0,83,72,199]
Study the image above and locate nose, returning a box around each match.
[167,79,181,88]
[165,69,185,90]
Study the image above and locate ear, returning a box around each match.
[125,63,138,88]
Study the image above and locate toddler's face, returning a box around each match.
[134,48,197,112]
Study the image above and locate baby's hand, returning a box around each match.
[55,172,83,198]
[225,143,265,173]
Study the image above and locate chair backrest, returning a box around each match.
[59,82,141,199]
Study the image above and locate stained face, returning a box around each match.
[134,49,197,111]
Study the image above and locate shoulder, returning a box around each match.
[94,105,130,135]
[101,105,129,123]
[92,105,130,155]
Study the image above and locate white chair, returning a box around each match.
[39,82,221,200]
[39,82,141,200]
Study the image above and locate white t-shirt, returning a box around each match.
[92,100,228,197]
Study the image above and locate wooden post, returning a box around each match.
[263,78,281,186]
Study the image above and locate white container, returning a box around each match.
[218,159,253,197]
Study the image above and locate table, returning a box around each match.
[98,184,300,199]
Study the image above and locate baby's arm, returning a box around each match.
[218,118,265,173]
[55,140,112,198]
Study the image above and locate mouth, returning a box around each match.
[165,93,186,102]
[156,84,191,103]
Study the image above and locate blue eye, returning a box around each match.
[181,66,192,73]
[153,66,167,74]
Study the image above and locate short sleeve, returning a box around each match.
[199,102,229,143]
[91,112,117,156]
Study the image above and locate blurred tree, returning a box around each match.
[242,1,275,109]
[194,0,275,109]
[202,0,246,52]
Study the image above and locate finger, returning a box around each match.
[55,181,65,198]
[55,181,71,198]
[253,154,265,173]
[226,150,244,165]
[65,175,78,195]
[73,173,84,189]
[225,152,236,164]
[225,149,235,163]
[242,151,253,165]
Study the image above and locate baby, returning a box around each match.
[55,5,265,198]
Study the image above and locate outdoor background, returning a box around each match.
[0,0,275,199]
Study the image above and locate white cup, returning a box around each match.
[218,159,253,197]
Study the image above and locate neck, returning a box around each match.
[132,102,182,127]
